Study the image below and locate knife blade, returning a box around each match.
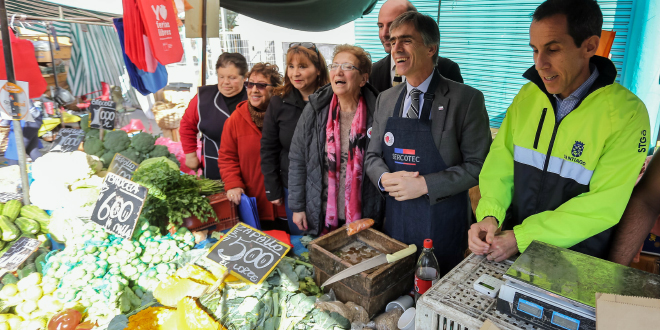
[321,244,417,287]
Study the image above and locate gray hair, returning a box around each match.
[390,11,440,63]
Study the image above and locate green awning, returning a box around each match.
[208,0,378,32]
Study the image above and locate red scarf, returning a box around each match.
[324,94,367,232]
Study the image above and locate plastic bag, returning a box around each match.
[154,136,201,175]
[347,218,375,236]
[374,308,403,330]
[120,119,146,134]
[315,300,352,321]
[346,301,370,324]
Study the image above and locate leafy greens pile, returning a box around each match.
[132,160,218,232]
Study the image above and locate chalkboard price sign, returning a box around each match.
[50,128,85,153]
[0,237,41,272]
[91,172,148,240]
[206,223,291,284]
[89,99,117,130]
[108,153,139,180]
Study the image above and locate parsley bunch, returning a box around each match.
[133,160,218,232]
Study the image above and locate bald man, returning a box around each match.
[370,0,464,93]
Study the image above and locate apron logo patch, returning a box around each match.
[367,127,373,138]
[384,132,394,146]
[392,148,420,165]
[438,106,444,111]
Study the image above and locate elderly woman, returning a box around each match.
[261,43,330,234]
[288,45,384,236]
[219,63,287,226]
[180,53,248,179]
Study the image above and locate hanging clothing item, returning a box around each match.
[0,30,47,98]
[381,70,468,275]
[324,94,367,231]
[113,18,168,95]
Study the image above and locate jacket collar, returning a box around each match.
[523,55,617,99]
[235,100,262,134]
[282,88,306,109]
[308,83,379,116]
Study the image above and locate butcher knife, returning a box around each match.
[321,244,417,287]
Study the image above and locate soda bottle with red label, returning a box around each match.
[414,239,440,304]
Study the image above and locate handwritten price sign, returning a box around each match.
[89,99,117,130]
[206,223,290,284]
[51,128,85,153]
[108,153,139,180]
[91,173,148,240]
[0,237,41,272]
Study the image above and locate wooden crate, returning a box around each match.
[309,228,416,317]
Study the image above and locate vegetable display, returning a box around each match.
[82,130,180,170]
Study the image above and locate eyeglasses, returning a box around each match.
[328,63,360,72]
[289,42,321,64]
[245,81,274,90]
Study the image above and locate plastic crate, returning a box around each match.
[183,192,238,232]
[416,254,541,330]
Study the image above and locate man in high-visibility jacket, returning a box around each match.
[468,0,650,261]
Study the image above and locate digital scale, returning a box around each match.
[497,241,660,330]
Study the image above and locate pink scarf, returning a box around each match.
[325,94,367,232]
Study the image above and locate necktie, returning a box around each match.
[407,88,421,119]
[392,73,402,87]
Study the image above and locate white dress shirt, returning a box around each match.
[402,71,434,119]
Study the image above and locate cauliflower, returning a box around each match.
[130,132,156,154]
[119,147,144,164]
[29,180,70,211]
[83,137,105,157]
[147,145,171,158]
[31,151,96,185]
[103,130,131,153]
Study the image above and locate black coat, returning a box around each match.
[370,54,464,93]
[288,83,385,236]
[260,89,306,201]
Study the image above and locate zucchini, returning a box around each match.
[14,218,39,235]
[0,216,20,241]
[18,205,50,232]
[0,203,4,214]
[1,200,21,221]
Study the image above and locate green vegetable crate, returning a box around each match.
[182,192,238,232]
[309,228,416,318]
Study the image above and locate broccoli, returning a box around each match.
[100,150,116,167]
[167,154,180,167]
[103,130,131,153]
[119,147,144,164]
[80,114,91,132]
[148,145,171,158]
[85,128,100,141]
[130,132,156,154]
[83,137,105,157]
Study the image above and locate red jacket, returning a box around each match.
[218,101,286,221]
[179,95,200,155]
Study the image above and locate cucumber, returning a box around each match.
[1,200,21,221]
[0,216,20,241]
[14,218,39,235]
[18,206,50,232]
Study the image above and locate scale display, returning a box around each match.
[517,299,543,318]
[552,312,580,330]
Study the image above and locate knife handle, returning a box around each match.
[386,244,417,263]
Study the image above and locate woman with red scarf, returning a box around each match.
[287,45,384,236]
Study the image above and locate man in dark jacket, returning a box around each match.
[370,0,463,93]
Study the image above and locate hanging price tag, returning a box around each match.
[50,128,85,153]
[91,173,148,240]
[206,223,290,284]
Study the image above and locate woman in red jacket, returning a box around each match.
[219,63,287,226]
[179,53,248,179]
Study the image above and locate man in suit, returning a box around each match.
[370,0,464,93]
[365,11,491,276]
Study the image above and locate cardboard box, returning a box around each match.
[35,46,71,62]
[596,293,660,329]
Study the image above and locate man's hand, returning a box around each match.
[270,198,283,206]
[468,216,499,255]
[293,212,307,231]
[226,188,244,205]
[382,171,427,201]
[487,230,519,262]
[185,153,201,171]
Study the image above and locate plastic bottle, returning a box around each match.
[414,239,440,304]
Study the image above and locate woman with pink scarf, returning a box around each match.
[287,45,384,236]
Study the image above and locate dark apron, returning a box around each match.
[382,71,468,275]
[197,85,246,179]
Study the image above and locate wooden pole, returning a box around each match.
[0,0,30,205]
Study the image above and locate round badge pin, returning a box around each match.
[384,132,394,146]
[367,127,373,138]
